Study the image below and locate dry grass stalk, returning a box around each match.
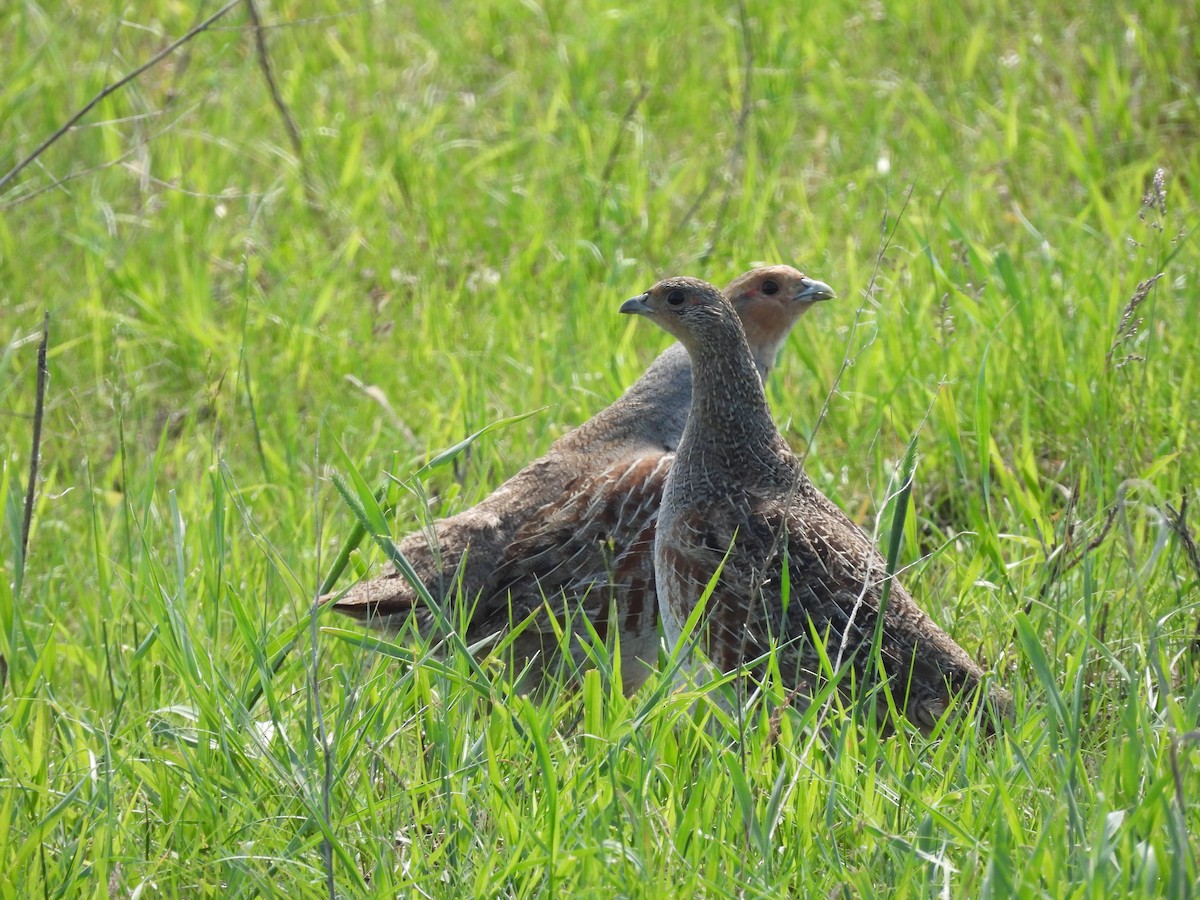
[1105,273,1163,370]
[1138,167,1168,230]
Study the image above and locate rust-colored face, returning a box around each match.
[725,265,835,362]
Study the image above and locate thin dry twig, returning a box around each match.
[593,83,650,233]
[244,0,305,163]
[1165,495,1200,581]
[700,0,755,264]
[244,0,331,222]
[1163,494,1200,659]
[21,314,50,563]
[0,0,242,195]
[0,103,206,212]
[1059,499,1122,576]
[4,0,206,214]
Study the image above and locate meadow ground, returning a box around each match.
[2,1,1199,895]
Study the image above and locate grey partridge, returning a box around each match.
[622,276,1012,732]
[332,267,829,692]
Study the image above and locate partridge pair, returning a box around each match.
[332,267,829,692]
[621,277,1012,731]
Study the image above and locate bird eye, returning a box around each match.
[761,279,780,296]
[667,289,686,306]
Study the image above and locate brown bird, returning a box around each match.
[621,276,1011,732]
[331,266,830,692]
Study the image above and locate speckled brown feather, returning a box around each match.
[636,276,1012,733]
[465,453,671,692]
[330,266,826,692]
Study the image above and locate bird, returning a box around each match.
[621,275,1012,733]
[330,266,832,692]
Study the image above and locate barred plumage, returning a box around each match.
[623,276,1012,732]
[330,267,828,692]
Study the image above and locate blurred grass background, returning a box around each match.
[1,0,1198,895]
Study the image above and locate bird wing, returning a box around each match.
[661,483,995,728]
[328,508,509,635]
[472,452,672,643]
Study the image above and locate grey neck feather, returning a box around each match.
[674,313,788,487]
[550,334,774,460]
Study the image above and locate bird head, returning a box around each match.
[619,276,734,347]
[725,266,836,375]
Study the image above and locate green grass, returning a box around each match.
[2,0,1199,895]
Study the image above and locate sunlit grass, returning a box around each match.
[1,0,1198,895]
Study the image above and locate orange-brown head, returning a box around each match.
[724,265,836,375]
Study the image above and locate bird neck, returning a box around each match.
[677,316,787,478]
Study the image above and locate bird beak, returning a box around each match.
[620,294,653,316]
[794,279,835,303]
